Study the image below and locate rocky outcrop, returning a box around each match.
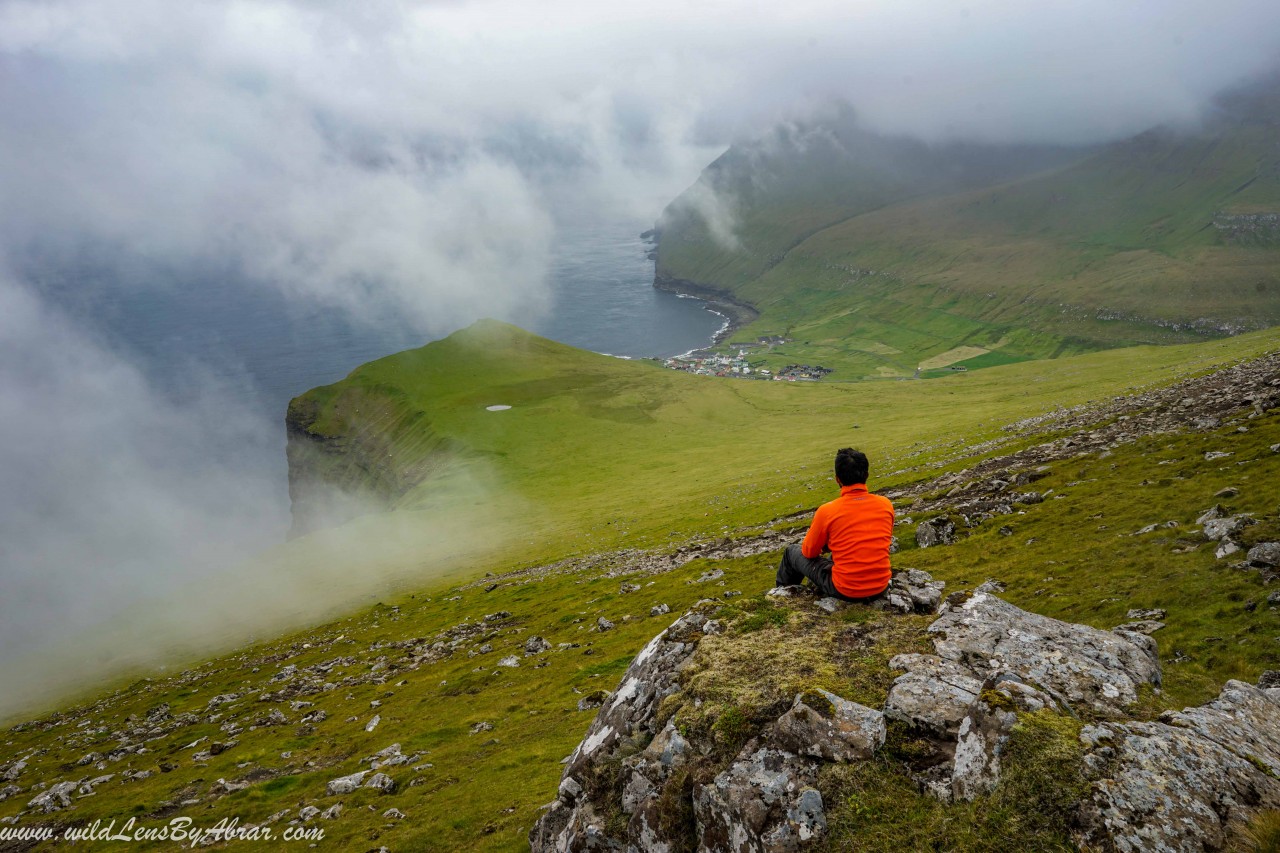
[534,575,1280,853]
[532,575,945,852]
[1076,680,1280,851]
[927,592,1161,717]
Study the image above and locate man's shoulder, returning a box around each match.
[868,491,895,512]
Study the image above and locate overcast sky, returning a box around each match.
[1,0,1278,710]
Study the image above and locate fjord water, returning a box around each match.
[37,217,722,504]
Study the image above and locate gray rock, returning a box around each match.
[383,808,405,819]
[1247,542,1280,567]
[694,569,725,583]
[975,579,1006,594]
[620,582,642,594]
[1204,450,1232,461]
[1202,515,1252,541]
[916,516,956,548]
[1195,505,1224,525]
[891,568,946,613]
[525,636,552,656]
[1076,681,1280,852]
[497,655,520,668]
[2,759,26,781]
[484,611,512,622]
[929,592,1161,717]
[326,771,367,796]
[530,606,717,850]
[651,603,671,616]
[694,748,826,853]
[951,676,1061,802]
[815,597,847,614]
[577,690,610,712]
[1112,620,1165,635]
[595,617,615,633]
[298,805,321,821]
[78,774,115,795]
[1260,670,1280,689]
[1215,540,1242,560]
[772,689,886,762]
[0,784,20,802]
[885,654,983,737]
[1126,608,1166,620]
[320,803,343,819]
[28,780,79,813]
[364,773,396,794]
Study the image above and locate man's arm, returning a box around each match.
[800,506,829,559]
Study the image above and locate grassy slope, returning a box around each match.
[657,100,1280,380]
[3,326,1279,851]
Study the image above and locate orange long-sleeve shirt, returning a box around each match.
[801,483,894,598]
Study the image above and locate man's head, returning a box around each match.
[834,448,869,487]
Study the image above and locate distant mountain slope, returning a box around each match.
[654,103,1083,294]
[655,78,1280,379]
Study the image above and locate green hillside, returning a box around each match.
[2,325,1278,851]
[655,81,1280,380]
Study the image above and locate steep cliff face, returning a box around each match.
[284,384,457,537]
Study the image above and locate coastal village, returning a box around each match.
[662,348,833,381]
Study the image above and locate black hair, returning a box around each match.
[835,448,869,485]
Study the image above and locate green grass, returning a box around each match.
[2,321,1279,850]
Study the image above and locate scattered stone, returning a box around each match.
[619,582,641,594]
[484,611,511,622]
[649,603,670,616]
[497,656,520,668]
[693,569,725,583]
[320,803,343,819]
[1203,515,1252,540]
[577,690,610,712]
[772,690,886,762]
[998,525,1013,536]
[298,805,321,821]
[326,771,367,796]
[1204,451,1232,461]
[594,617,615,633]
[365,773,396,794]
[1132,520,1178,535]
[1127,608,1167,620]
[1259,671,1280,689]
[365,714,380,733]
[1112,620,1165,635]
[0,785,20,802]
[974,579,1006,594]
[722,590,742,598]
[916,516,956,548]
[1248,542,1280,567]
[28,781,79,813]
[1215,486,1240,498]
[470,721,494,734]
[815,597,847,614]
[383,808,405,819]
[524,636,552,656]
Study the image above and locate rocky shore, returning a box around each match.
[653,273,760,346]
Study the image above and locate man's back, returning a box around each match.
[802,484,894,598]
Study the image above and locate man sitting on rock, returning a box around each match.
[776,448,894,601]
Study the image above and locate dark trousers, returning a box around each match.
[776,544,877,602]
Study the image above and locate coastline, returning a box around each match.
[653,273,760,347]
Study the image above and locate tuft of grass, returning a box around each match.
[1245,810,1280,852]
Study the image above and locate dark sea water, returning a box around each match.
[34,218,722,502]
